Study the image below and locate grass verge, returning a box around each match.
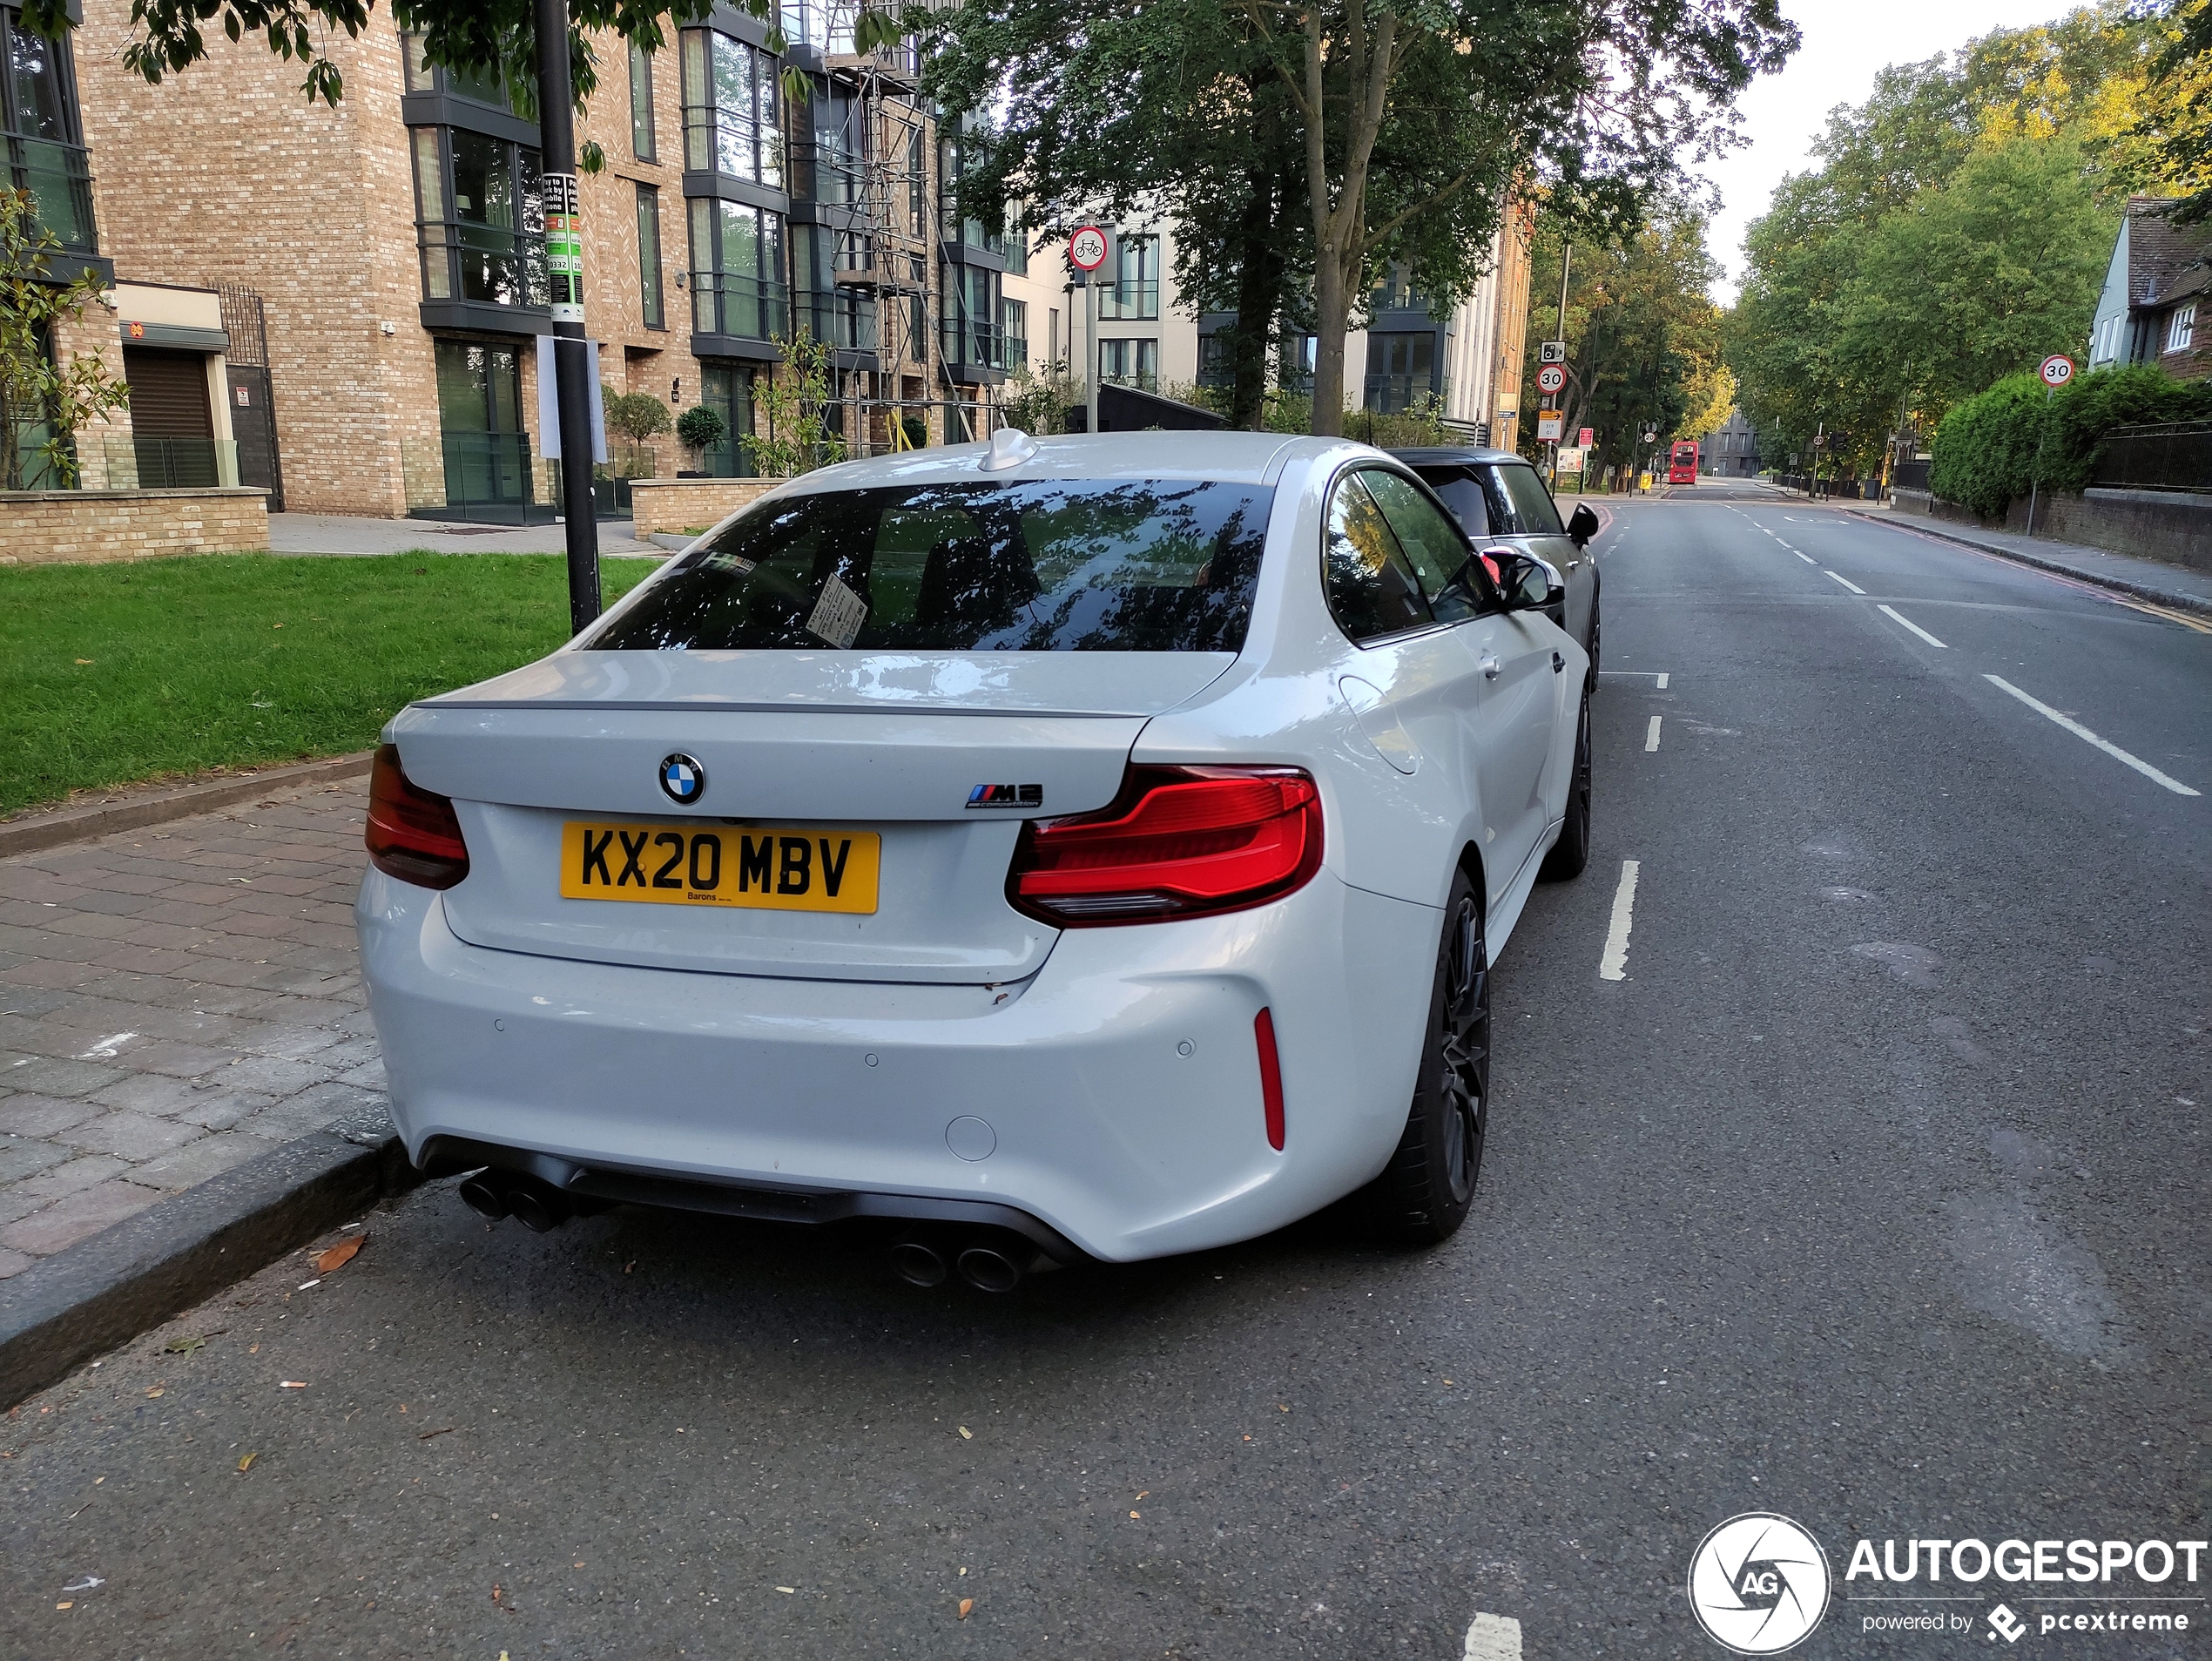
[0,553,655,816]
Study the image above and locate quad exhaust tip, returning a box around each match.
[955,1243,1025,1293]
[887,1232,1034,1292]
[888,1239,948,1287]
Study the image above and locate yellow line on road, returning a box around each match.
[2113,598,2212,636]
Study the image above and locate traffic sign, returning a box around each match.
[1577,427,1594,449]
[1539,341,1568,364]
[1536,411,1563,442]
[1642,429,1657,445]
[1068,226,1109,272]
[1536,363,1565,395]
[2040,353,2074,388]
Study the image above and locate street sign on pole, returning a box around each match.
[2027,356,2074,532]
[1536,411,1563,442]
[1536,363,1565,395]
[533,0,600,633]
[1069,226,1109,273]
[1577,427,1594,449]
[1539,341,1568,365]
[2039,353,2075,389]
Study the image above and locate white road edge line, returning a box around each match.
[1824,571,1866,594]
[1466,1612,1524,1660]
[1982,675,2201,797]
[1878,604,1948,648]
[1656,672,1669,690]
[1645,716,1662,753]
[1599,859,1641,982]
[1796,551,1817,564]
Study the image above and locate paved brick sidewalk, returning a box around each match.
[0,779,381,1276]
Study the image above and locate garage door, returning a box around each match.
[123,347,217,487]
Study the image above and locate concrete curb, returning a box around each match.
[0,752,374,861]
[0,1111,422,1409]
[1845,510,2212,620]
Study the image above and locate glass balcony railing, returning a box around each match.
[691,271,791,342]
[940,318,1002,370]
[1363,374,1432,415]
[98,436,239,490]
[794,290,878,353]
[10,137,97,257]
[418,221,550,310]
[400,431,556,524]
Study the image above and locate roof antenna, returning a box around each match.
[981,426,1038,471]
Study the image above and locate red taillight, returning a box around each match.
[1006,765,1323,926]
[365,743,469,890]
[1255,1007,1285,1151]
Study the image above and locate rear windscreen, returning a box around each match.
[587,479,1275,653]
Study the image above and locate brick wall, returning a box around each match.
[629,476,780,536]
[0,489,270,563]
[48,306,132,490]
[74,8,709,519]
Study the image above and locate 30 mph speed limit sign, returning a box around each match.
[2040,354,2075,388]
[1537,363,1566,395]
[1068,226,1109,272]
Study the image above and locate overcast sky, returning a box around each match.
[1701,0,2074,304]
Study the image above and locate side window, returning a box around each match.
[1418,467,1490,538]
[1324,471,1433,643]
[1360,469,1481,624]
[1489,463,1565,535]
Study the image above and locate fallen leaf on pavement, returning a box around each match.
[237,1453,257,1472]
[1130,1511,1141,1520]
[248,1344,260,1355]
[280,1381,307,1389]
[145,1387,164,1399]
[958,1597,974,1619]
[775,1586,797,1595]
[315,1236,366,1273]
[56,1602,71,1610]
[958,1426,973,1440]
[164,1331,224,1354]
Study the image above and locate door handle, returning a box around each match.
[1552,651,1565,673]
[1567,559,1581,571]
[1480,653,1501,679]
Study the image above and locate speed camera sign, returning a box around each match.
[1537,363,1566,395]
[2040,354,2074,388]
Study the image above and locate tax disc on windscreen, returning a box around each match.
[2040,354,2074,388]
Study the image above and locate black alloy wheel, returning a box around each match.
[1370,869,1490,1245]
[1587,592,1602,679]
[1541,685,1593,881]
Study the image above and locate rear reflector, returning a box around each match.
[1006,766,1323,927]
[1255,1007,1285,1151]
[365,743,470,890]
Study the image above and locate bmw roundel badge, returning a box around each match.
[659,753,706,806]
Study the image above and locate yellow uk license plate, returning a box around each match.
[558,822,880,914]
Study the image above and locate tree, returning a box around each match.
[675,402,725,469]
[0,189,132,490]
[2124,0,2212,219]
[602,388,671,476]
[1521,204,1726,481]
[742,327,847,477]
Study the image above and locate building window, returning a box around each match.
[1099,336,1157,391]
[1047,307,1059,367]
[681,30,780,188]
[998,296,1027,370]
[1197,330,1235,389]
[2168,302,2196,353]
[999,223,1028,275]
[1100,233,1159,321]
[791,79,860,207]
[1279,334,1317,394]
[402,31,516,110]
[698,362,754,476]
[636,184,664,329]
[781,0,853,54]
[941,262,1001,368]
[689,195,786,341]
[433,341,534,514]
[630,44,656,160]
[792,222,873,350]
[1364,331,1435,413]
[0,6,95,257]
[411,125,548,309]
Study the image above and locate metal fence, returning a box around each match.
[2093,422,2212,494]
[1892,460,1931,492]
[98,436,239,490]
[1773,473,1875,499]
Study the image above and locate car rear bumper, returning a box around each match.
[356,868,1439,1262]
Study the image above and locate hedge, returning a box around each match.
[1928,364,2212,520]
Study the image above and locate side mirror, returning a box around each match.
[1568,503,1600,547]
[1488,550,1559,614]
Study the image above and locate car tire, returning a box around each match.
[1541,685,1592,881]
[1586,590,1601,679]
[1368,869,1488,1246]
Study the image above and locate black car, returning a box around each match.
[1390,447,1602,679]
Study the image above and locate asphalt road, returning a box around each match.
[4,482,2206,1660]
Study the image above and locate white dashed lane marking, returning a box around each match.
[1878,604,1948,648]
[1795,551,1817,564]
[1599,859,1642,982]
[1465,1611,1524,1659]
[1645,716,1662,753]
[1983,675,2201,797]
[1824,571,1866,595]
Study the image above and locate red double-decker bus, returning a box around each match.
[1667,440,1700,484]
